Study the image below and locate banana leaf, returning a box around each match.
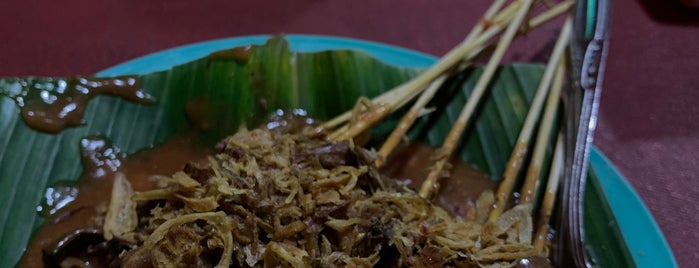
[0,36,632,267]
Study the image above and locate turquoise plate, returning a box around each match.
[99,35,676,268]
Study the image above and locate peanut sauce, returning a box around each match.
[2,76,153,133]
[381,143,498,217]
[20,134,211,267]
[205,45,255,62]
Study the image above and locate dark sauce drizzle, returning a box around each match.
[0,76,153,133]
[205,45,255,62]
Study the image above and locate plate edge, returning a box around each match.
[97,34,675,267]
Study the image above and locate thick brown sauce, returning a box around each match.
[205,45,255,62]
[20,134,211,267]
[3,76,153,133]
[381,143,497,217]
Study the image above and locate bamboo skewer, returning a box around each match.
[533,131,565,253]
[376,75,447,166]
[418,0,535,199]
[322,0,525,132]
[326,2,514,140]
[483,0,509,19]
[374,0,574,160]
[329,103,391,141]
[374,2,520,158]
[322,0,578,258]
[529,0,575,27]
[486,18,572,222]
[326,0,574,144]
[520,52,567,205]
[323,0,576,205]
[321,0,578,256]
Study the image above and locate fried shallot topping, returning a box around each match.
[106,128,536,267]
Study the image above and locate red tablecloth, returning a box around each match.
[1,0,696,266]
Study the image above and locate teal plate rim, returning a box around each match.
[98,34,677,268]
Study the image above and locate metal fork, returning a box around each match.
[558,0,611,267]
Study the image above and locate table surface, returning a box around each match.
[1,0,696,266]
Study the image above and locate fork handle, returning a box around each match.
[559,0,612,267]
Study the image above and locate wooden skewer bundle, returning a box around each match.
[320,0,576,253]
